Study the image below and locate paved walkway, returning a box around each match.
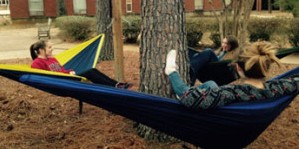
[0,27,78,60]
[0,27,138,60]
[280,53,299,64]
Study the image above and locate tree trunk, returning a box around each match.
[268,0,272,13]
[237,0,255,50]
[210,0,255,50]
[96,0,114,60]
[135,0,188,142]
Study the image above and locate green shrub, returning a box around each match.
[247,18,285,42]
[249,32,270,42]
[186,17,218,32]
[56,16,96,41]
[288,18,299,46]
[186,19,203,47]
[209,33,221,48]
[122,15,141,43]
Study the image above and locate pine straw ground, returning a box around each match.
[0,51,299,149]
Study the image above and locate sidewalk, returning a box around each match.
[0,27,139,60]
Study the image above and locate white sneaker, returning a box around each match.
[165,50,178,75]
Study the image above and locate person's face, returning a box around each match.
[44,42,53,57]
[221,38,232,52]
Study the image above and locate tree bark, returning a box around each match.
[96,0,114,60]
[140,0,188,97]
[135,0,188,142]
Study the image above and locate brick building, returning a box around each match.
[9,0,274,19]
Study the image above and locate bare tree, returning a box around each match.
[209,0,255,49]
[268,0,272,13]
[135,0,189,142]
[96,0,114,60]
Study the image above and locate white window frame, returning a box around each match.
[0,0,9,6]
[194,0,203,10]
[126,0,132,13]
[73,0,87,14]
[28,0,44,16]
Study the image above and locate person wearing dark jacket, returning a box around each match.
[165,41,299,109]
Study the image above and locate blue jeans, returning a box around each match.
[169,71,219,97]
[189,48,219,86]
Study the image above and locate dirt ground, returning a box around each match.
[1,18,299,148]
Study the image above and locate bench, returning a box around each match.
[37,18,52,39]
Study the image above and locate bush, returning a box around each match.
[56,16,96,41]
[186,17,218,32]
[247,18,285,42]
[288,18,299,46]
[186,19,203,47]
[122,15,141,43]
[209,33,221,48]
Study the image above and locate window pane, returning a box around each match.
[28,0,44,16]
[73,0,86,14]
[126,0,132,12]
[195,0,203,10]
[225,0,231,6]
[126,4,132,12]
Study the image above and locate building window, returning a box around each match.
[28,0,44,16]
[0,0,9,6]
[225,0,232,5]
[224,0,232,6]
[126,0,132,13]
[194,0,203,10]
[73,0,86,14]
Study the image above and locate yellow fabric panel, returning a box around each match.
[0,64,87,82]
[55,34,105,68]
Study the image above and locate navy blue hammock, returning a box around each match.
[13,66,299,148]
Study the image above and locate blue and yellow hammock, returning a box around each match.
[0,34,299,148]
[0,34,105,82]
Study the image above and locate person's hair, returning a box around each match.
[237,41,281,79]
[225,35,239,51]
[30,40,47,60]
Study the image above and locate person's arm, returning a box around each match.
[60,66,75,74]
[265,74,299,96]
[179,84,269,110]
[179,86,237,110]
[49,57,76,74]
[31,59,50,71]
[217,51,227,60]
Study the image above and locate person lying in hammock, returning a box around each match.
[165,41,299,110]
[189,35,239,85]
[30,40,132,89]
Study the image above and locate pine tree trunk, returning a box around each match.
[96,0,114,60]
[135,0,188,142]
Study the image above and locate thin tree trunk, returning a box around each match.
[268,0,272,13]
[96,0,114,60]
[136,0,188,142]
[238,0,255,50]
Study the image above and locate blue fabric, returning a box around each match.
[63,37,101,75]
[188,48,220,86]
[18,66,299,148]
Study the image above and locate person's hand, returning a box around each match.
[69,71,76,75]
[223,46,230,52]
